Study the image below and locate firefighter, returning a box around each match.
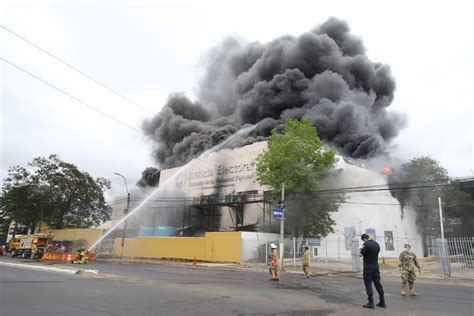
[302,246,311,278]
[73,247,89,264]
[268,243,280,281]
[31,243,37,259]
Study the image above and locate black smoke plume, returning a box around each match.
[136,167,161,187]
[142,18,405,173]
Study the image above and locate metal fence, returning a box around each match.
[432,237,474,278]
[241,236,362,272]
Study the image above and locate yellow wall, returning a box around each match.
[113,232,242,263]
[51,229,103,248]
[204,232,241,262]
[114,236,207,260]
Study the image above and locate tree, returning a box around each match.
[253,118,342,237]
[1,155,112,230]
[389,156,472,256]
[0,194,12,244]
[1,166,48,233]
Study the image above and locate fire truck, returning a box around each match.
[9,234,50,259]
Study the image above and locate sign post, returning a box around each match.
[272,208,283,219]
[279,183,285,268]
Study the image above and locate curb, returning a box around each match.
[98,258,474,285]
[0,261,100,276]
[99,258,357,277]
[0,260,78,275]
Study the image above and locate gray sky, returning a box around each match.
[1,0,473,200]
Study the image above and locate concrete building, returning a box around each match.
[150,141,424,257]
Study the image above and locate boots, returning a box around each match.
[376,297,386,308]
[409,287,418,296]
[363,302,374,309]
[363,296,374,309]
[401,285,406,296]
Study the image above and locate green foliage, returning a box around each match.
[0,194,13,243]
[1,155,111,230]
[285,197,339,237]
[390,156,472,255]
[253,118,341,237]
[254,118,335,195]
[1,166,47,232]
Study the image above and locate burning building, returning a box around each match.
[119,18,422,257]
[149,141,422,257]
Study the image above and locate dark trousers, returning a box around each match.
[363,268,384,301]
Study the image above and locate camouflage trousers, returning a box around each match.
[401,270,416,288]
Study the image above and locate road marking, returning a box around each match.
[0,261,78,275]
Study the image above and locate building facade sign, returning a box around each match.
[160,141,267,197]
[177,163,256,190]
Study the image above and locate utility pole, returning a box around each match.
[279,182,285,268]
[438,196,451,276]
[114,172,130,258]
[438,196,444,240]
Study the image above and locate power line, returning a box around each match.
[118,194,470,208]
[1,58,226,171]
[116,176,472,205]
[127,179,469,202]
[339,201,471,207]
[1,58,149,138]
[0,25,250,170]
[300,179,466,196]
[1,58,224,171]
[0,24,155,116]
[0,25,247,170]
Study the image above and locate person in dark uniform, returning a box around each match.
[360,234,386,309]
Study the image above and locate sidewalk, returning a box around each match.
[97,256,474,286]
[1,255,473,286]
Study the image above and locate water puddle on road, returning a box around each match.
[272,280,354,305]
[238,309,335,316]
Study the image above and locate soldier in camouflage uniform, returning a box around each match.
[399,244,421,296]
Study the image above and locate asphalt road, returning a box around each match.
[0,260,472,316]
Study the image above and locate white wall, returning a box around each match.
[326,159,423,257]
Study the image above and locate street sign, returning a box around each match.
[272,207,283,219]
[308,238,321,246]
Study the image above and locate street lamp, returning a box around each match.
[114,172,130,258]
